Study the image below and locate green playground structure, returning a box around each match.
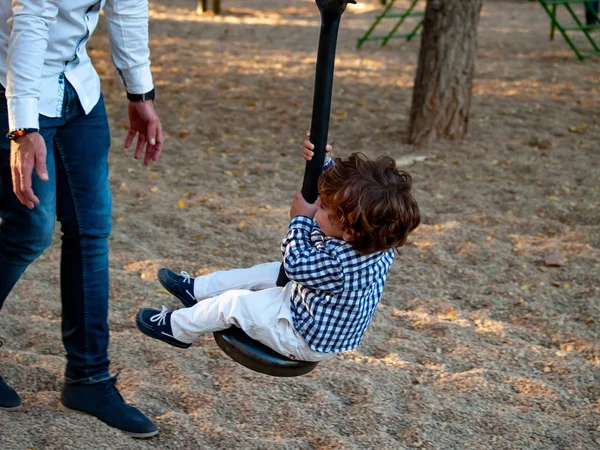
[538,0,600,60]
[357,0,424,49]
[357,0,599,60]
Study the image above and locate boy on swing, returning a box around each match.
[136,138,421,362]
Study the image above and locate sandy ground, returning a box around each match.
[1,0,599,448]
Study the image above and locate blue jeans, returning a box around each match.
[0,81,112,383]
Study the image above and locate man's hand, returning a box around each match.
[125,100,164,165]
[290,191,318,220]
[10,133,49,209]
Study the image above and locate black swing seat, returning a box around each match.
[213,327,318,377]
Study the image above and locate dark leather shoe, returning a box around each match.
[0,375,22,411]
[61,376,158,438]
[157,268,197,307]
[136,306,191,349]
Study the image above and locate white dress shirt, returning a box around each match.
[0,0,154,130]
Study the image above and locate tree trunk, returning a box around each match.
[407,0,483,146]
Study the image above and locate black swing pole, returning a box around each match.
[276,0,355,287]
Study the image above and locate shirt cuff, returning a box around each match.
[120,64,154,95]
[289,215,314,234]
[7,97,40,130]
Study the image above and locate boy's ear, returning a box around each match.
[342,228,355,242]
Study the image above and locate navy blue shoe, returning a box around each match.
[60,376,158,438]
[157,269,197,307]
[0,341,22,411]
[136,306,191,349]
[0,376,22,411]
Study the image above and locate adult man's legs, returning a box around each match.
[0,91,57,309]
[54,82,157,437]
[53,83,111,384]
[0,85,58,410]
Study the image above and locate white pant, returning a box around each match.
[170,262,332,362]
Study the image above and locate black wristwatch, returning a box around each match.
[127,88,155,102]
[6,128,40,141]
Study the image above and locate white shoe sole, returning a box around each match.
[0,403,22,411]
[59,402,159,438]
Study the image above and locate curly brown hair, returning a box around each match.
[318,153,420,255]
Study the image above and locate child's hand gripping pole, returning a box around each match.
[276,0,355,287]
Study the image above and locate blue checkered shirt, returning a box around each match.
[281,216,394,353]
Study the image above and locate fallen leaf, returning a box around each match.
[522,137,553,149]
[544,253,566,267]
[333,109,348,119]
[395,155,428,167]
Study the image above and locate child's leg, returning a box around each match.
[193,261,280,300]
[170,283,303,360]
